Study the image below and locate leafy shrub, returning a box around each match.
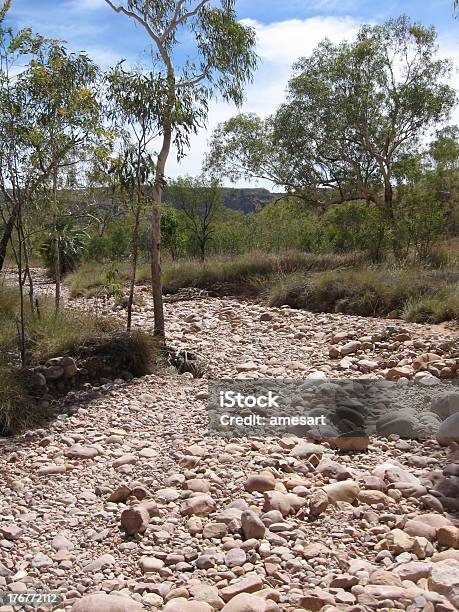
[41,221,87,275]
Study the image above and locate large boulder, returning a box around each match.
[429,559,459,608]
[437,412,459,445]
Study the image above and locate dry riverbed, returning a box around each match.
[0,271,458,611]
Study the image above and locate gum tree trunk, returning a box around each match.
[150,123,172,340]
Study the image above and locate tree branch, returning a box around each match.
[161,0,209,43]
[103,1,162,48]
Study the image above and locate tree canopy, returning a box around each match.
[208,17,456,210]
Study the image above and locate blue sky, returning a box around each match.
[5,0,459,183]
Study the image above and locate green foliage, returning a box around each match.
[103,266,123,300]
[161,206,184,259]
[167,176,224,260]
[40,221,87,275]
[206,16,456,261]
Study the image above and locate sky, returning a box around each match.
[5,0,459,187]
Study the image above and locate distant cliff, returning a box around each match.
[221,187,281,213]
[49,186,282,217]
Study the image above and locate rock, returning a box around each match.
[420,494,445,513]
[120,505,150,535]
[394,561,432,582]
[108,484,132,503]
[81,554,116,573]
[376,412,415,437]
[225,548,247,568]
[340,341,362,356]
[385,366,412,381]
[303,543,330,560]
[236,361,258,372]
[70,593,143,612]
[164,600,213,612]
[44,365,64,380]
[193,585,225,610]
[369,569,403,587]
[51,534,74,551]
[241,510,266,540]
[203,522,228,539]
[429,559,459,608]
[185,478,211,493]
[289,442,326,459]
[180,495,216,517]
[437,412,459,444]
[220,577,264,602]
[156,487,180,503]
[387,529,415,553]
[299,589,335,611]
[361,585,418,601]
[262,491,291,516]
[322,480,360,503]
[413,353,442,370]
[222,593,276,611]
[433,550,459,563]
[139,556,164,572]
[404,514,452,541]
[31,552,53,569]
[329,574,358,589]
[113,454,137,468]
[37,463,71,475]
[358,490,394,506]
[430,392,459,419]
[0,525,22,540]
[187,517,203,535]
[438,526,459,549]
[244,473,276,493]
[308,489,329,519]
[64,444,99,459]
[62,357,78,378]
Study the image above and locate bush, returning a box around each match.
[0,286,158,436]
[403,290,459,323]
[162,251,365,293]
[0,368,53,436]
[40,222,87,275]
[67,250,364,297]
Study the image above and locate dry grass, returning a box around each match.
[269,267,459,322]
[69,250,365,297]
[0,286,157,436]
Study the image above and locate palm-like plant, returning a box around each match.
[40,222,87,276]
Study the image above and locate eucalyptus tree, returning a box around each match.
[25,45,102,310]
[0,30,102,309]
[168,175,223,260]
[102,0,257,338]
[106,66,159,330]
[207,17,455,257]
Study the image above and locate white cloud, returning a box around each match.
[66,0,107,11]
[169,16,363,184]
[171,17,459,186]
[240,16,361,65]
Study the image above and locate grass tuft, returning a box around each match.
[269,267,459,322]
[0,286,157,436]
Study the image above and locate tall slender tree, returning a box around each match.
[102,0,257,338]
